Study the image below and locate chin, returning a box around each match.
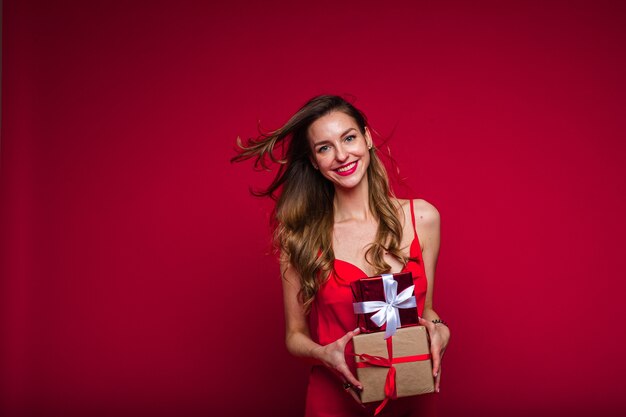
[332,175,367,190]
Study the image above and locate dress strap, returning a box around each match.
[409,199,418,238]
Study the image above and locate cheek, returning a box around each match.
[310,150,324,165]
[361,152,372,170]
[312,154,325,168]
[315,152,334,166]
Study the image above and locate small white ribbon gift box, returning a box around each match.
[352,273,417,339]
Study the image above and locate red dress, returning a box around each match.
[305,200,430,417]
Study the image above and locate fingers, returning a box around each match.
[321,328,362,384]
[431,345,441,379]
[334,328,361,352]
[345,385,365,407]
[329,328,365,401]
[338,365,365,408]
[430,339,446,379]
[419,317,446,391]
[335,362,362,390]
[340,327,361,344]
[420,317,439,377]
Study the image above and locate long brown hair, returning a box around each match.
[232,95,408,312]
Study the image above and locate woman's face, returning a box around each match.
[307,111,372,191]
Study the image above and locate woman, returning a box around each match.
[233,95,450,416]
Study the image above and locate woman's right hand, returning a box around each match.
[312,328,363,401]
[281,264,363,403]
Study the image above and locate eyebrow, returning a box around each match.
[312,128,357,146]
[339,127,357,138]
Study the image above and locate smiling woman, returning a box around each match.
[232,95,450,416]
[308,112,372,190]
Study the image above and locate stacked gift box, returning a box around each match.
[350,272,434,413]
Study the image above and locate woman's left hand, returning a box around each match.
[418,317,450,393]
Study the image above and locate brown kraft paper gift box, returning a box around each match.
[352,326,435,404]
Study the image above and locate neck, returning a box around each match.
[333,178,372,222]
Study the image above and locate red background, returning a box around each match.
[2,1,626,416]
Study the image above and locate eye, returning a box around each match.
[345,135,356,142]
[317,145,330,153]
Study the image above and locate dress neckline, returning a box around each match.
[334,234,421,278]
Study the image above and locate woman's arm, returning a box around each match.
[281,261,363,391]
[412,199,450,393]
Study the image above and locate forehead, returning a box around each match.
[307,111,358,142]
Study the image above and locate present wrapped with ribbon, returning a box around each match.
[351,273,433,414]
[352,326,434,414]
[351,272,418,338]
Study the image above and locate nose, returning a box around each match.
[335,143,349,162]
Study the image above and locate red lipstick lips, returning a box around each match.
[335,161,358,176]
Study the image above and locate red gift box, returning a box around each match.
[350,272,418,334]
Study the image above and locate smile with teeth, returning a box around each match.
[337,162,356,172]
[334,161,358,176]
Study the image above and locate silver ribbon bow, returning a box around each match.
[353,274,417,339]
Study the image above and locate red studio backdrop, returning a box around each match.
[2,1,626,416]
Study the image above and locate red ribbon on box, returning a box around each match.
[354,337,431,415]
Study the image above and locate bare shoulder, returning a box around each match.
[412,198,440,228]
[394,198,440,253]
[394,198,439,225]
[412,199,440,256]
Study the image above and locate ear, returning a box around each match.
[364,126,373,150]
[309,155,319,170]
